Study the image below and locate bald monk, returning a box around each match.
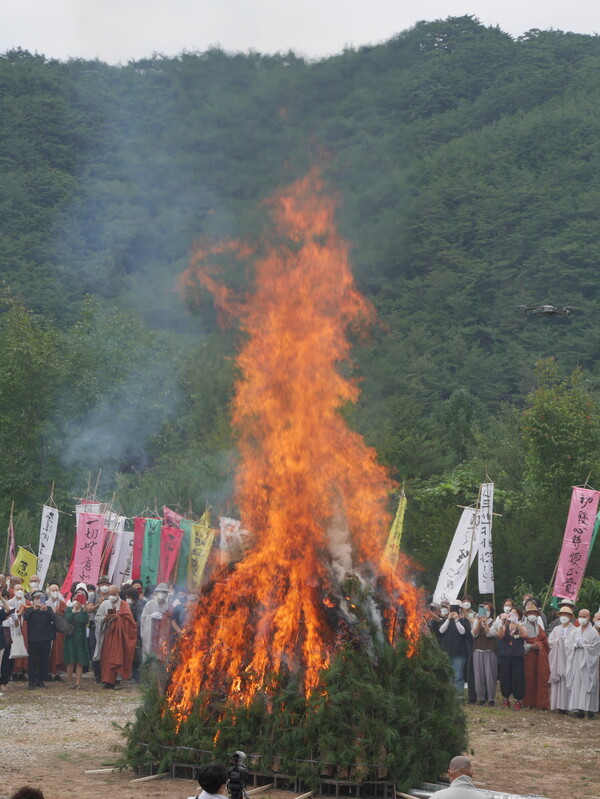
[434,756,487,799]
[93,584,137,689]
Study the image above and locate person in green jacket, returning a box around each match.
[64,599,89,689]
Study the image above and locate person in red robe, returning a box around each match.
[93,585,137,689]
[522,601,551,709]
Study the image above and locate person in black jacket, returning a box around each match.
[438,603,472,698]
[23,589,55,690]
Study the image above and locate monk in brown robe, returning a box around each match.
[523,601,550,709]
[93,584,137,689]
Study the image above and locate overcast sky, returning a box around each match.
[1,0,600,63]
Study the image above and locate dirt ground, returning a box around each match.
[0,677,598,799]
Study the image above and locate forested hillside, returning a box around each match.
[2,16,600,597]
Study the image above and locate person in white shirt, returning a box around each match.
[187,762,229,799]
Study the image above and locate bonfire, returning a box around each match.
[121,170,467,792]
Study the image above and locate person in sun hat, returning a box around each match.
[548,597,578,633]
[93,584,137,689]
[140,582,174,660]
[522,601,550,709]
[548,604,575,713]
[23,589,56,690]
[86,576,110,683]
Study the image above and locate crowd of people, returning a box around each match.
[429,592,600,718]
[0,572,196,691]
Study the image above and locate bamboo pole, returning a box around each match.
[130,772,169,784]
[542,558,560,613]
[247,785,274,795]
[2,500,14,575]
[464,484,483,598]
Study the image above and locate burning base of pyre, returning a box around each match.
[120,170,467,791]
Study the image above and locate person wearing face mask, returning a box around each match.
[548,605,575,713]
[23,589,56,690]
[64,596,90,689]
[140,583,174,660]
[24,575,41,602]
[45,583,67,681]
[471,601,497,706]
[0,594,16,691]
[93,584,137,689]
[565,608,600,719]
[86,577,110,684]
[122,587,144,682]
[496,606,528,709]
[521,602,550,709]
[438,602,472,698]
[6,583,31,682]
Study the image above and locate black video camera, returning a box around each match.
[227,751,248,799]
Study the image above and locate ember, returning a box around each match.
[167,169,421,725]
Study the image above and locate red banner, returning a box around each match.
[132,517,147,580]
[61,513,106,594]
[158,525,184,584]
[554,487,600,600]
[163,506,183,528]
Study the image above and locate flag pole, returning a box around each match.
[2,501,13,574]
[464,483,482,598]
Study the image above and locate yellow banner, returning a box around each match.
[10,546,38,591]
[384,492,407,567]
[187,510,216,590]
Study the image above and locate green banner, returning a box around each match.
[141,518,162,586]
[175,518,193,586]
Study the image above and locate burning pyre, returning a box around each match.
[167,169,422,725]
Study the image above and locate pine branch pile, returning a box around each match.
[118,638,467,792]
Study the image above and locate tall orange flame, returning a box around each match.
[167,169,421,724]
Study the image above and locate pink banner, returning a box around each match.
[163,506,183,528]
[132,517,147,580]
[554,487,600,600]
[70,513,106,588]
[158,525,184,584]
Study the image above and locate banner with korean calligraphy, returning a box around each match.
[175,518,193,584]
[37,506,59,587]
[383,491,407,567]
[433,506,478,605]
[109,529,134,585]
[7,513,16,569]
[553,487,600,600]
[69,512,105,588]
[158,526,184,583]
[10,546,38,591]
[140,518,162,586]
[188,512,216,589]
[476,482,495,594]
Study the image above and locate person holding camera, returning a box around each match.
[438,602,472,698]
[23,589,56,690]
[187,762,228,799]
[471,601,497,705]
[496,604,528,709]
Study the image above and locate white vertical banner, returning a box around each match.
[37,506,59,587]
[110,530,134,585]
[433,507,478,605]
[477,482,495,594]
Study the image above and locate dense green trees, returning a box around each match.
[1,19,600,597]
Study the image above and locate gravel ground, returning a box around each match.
[0,677,598,799]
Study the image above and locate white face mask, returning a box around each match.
[126,598,133,605]
[156,593,167,602]
[108,595,118,603]
[467,611,475,619]
[503,606,512,614]
[30,582,39,589]
[578,617,589,625]
[595,620,600,628]
[462,602,471,610]
[15,590,24,598]
[99,586,109,594]
[50,591,59,599]
[440,607,449,616]
[527,614,537,623]
[509,613,518,623]
[559,616,570,625]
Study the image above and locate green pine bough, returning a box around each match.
[117,638,467,792]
